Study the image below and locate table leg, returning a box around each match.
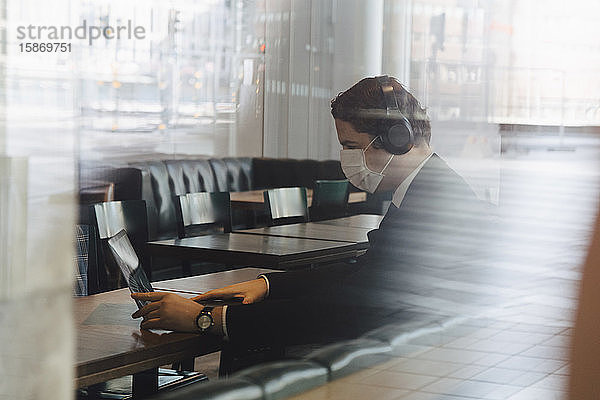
[171,357,195,371]
[132,367,158,398]
[179,357,195,371]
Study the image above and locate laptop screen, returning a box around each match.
[107,229,154,308]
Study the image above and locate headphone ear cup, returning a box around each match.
[382,120,415,155]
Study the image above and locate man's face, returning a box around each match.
[335,119,392,174]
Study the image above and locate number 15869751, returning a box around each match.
[19,42,71,52]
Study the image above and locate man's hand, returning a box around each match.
[131,292,204,332]
[192,278,268,305]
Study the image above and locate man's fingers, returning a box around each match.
[140,318,162,330]
[241,294,258,304]
[193,288,238,301]
[132,301,160,319]
[141,310,161,321]
[193,289,230,300]
[132,292,165,301]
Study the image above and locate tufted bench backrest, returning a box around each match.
[81,157,347,240]
[224,157,253,191]
[131,161,179,240]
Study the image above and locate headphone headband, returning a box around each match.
[375,75,415,155]
[377,75,402,118]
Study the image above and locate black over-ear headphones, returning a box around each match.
[376,75,415,155]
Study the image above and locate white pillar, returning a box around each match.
[382,0,413,87]
[0,0,75,398]
[263,0,292,157]
[329,0,384,158]
[332,0,384,94]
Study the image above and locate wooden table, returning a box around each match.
[147,233,358,269]
[75,289,220,392]
[313,214,384,229]
[235,222,373,249]
[76,268,276,393]
[230,189,367,208]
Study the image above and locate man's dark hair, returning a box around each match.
[331,76,431,148]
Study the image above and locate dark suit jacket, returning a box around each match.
[225,154,494,347]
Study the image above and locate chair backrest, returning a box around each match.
[74,223,104,295]
[263,187,309,225]
[90,200,150,290]
[175,192,232,238]
[312,179,350,208]
[74,225,90,296]
[310,179,350,221]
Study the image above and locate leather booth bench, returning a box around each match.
[80,156,380,241]
[146,315,456,400]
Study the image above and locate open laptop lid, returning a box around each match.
[107,229,153,309]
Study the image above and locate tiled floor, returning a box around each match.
[286,140,600,400]
[286,316,574,399]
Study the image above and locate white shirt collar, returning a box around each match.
[391,153,433,208]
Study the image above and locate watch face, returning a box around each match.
[198,314,212,330]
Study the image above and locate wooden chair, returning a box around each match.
[309,179,350,221]
[263,187,309,226]
[174,192,232,238]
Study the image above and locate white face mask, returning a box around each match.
[340,136,394,194]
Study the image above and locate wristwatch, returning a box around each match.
[195,306,214,333]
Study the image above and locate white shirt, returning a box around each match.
[391,153,433,208]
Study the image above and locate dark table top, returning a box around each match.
[235,222,373,249]
[75,268,277,388]
[313,214,384,230]
[148,233,358,268]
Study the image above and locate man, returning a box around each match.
[132,76,491,347]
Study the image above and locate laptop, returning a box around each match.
[107,229,240,309]
[107,229,154,309]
